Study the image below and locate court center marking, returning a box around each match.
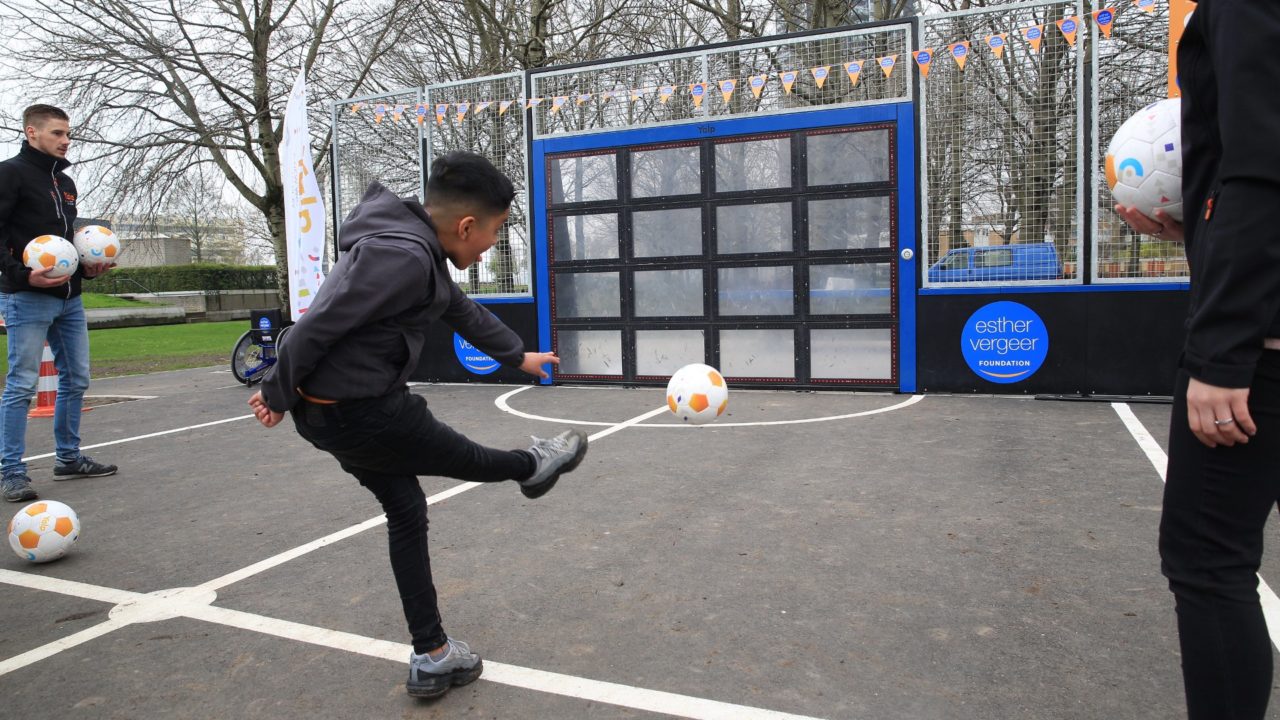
[1111,402,1280,651]
[4,402,826,719]
[495,385,926,428]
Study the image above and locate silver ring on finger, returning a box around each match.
[1213,417,1236,426]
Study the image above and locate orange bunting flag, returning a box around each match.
[1135,0,1155,12]
[350,102,364,114]
[1057,16,1080,47]
[913,49,934,78]
[498,100,513,115]
[434,103,448,125]
[454,102,469,123]
[526,97,544,110]
[474,101,492,115]
[949,41,972,70]
[689,82,708,108]
[879,55,898,78]
[601,90,620,103]
[631,87,649,103]
[550,96,569,114]
[987,33,1009,58]
[1023,24,1045,52]
[575,93,592,105]
[415,104,427,125]
[844,61,863,87]
[748,74,768,98]
[1093,7,1116,38]
[658,85,675,103]
[390,105,404,123]
[780,70,798,94]
[373,103,386,124]
[719,78,737,104]
[810,65,831,88]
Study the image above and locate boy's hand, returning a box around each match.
[28,267,70,287]
[248,390,284,428]
[520,352,559,379]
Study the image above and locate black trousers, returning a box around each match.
[1160,350,1280,720]
[291,387,534,654]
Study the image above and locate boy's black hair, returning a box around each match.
[22,104,69,130]
[426,151,515,215]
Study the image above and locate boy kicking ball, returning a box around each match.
[248,151,588,698]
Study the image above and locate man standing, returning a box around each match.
[0,104,117,502]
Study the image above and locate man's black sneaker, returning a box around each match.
[519,429,588,499]
[407,637,483,698]
[53,456,117,481]
[2,473,37,502]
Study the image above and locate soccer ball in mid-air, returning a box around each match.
[22,235,79,278]
[8,500,80,563]
[73,225,122,266]
[1105,98,1183,223]
[666,363,729,425]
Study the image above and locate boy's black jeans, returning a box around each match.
[291,387,535,654]
[1160,350,1280,720]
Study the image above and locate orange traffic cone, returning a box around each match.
[28,342,57,418]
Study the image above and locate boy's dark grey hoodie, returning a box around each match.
[261,182,524,412]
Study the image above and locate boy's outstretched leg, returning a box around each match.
[519,429,588,499]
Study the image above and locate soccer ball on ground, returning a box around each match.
[73,225,122,266]
[22,235,79,278]
[1105,98,1183,223]
[666,363,729,425]
[8,500,80,563]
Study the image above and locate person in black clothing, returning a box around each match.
[0,104,117,503]
[248,152,588,699]
[1117,2,1280,717]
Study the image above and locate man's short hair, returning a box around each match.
[426,151,515,216]
[22,104,70,130]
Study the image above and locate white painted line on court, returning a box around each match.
[1112,402,1280,652]
[0,563,824,718]
[22,414,256,462]
[496,385,926,428]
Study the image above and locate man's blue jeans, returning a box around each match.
[0,291,90,477]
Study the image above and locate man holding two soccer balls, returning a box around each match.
[0,104,118,504]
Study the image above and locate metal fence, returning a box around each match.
[330,73,530,297]
[529,24,913,138]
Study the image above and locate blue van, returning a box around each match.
[927,242,1063,283]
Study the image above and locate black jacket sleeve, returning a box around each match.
[0,165,32,285]
[439,277,526,367]
[1183,0,1280,387]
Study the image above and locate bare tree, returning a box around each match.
[0,0,414,312]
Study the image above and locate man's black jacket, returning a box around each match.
[1178,0,1280,387]
[0,140,83,298]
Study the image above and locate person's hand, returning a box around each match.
[83,262,116,278]
[1114,204,1184,243]
[519,351,559,379]
[248,390,284,428]
[1185,377,1255,448]
[27,266,70,288]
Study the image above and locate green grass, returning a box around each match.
[81,292,160,309]
[1,320,248,378]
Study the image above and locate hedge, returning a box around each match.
[90,264,278,294]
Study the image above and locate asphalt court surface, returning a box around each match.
[3,367,1280,719]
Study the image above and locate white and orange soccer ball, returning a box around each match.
[22,235,79,278]
[1106,98,1183,223]
[665,363,728,425]
[73,225,122,266]
[8,500,80,563]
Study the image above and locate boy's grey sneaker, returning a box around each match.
[519,429,588,499]
[53,456,117,481]
[407,637,483,698]
[2,473,37,502]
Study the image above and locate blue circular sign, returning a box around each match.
[453,333,500,375]
[961,301,1049,384]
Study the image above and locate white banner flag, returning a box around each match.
[281,68,326,321]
